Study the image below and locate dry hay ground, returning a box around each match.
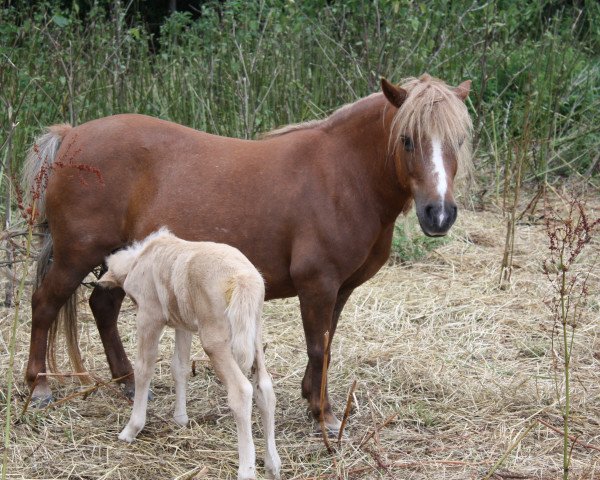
[1,200,599,480]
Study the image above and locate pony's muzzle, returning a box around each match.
[417,201,457,237]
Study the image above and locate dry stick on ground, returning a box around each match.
[303,459,494,480]
[20,372,132,416]
[358,412,399,448]
[538,418,600,454]
[20,372,92,416]
[337,379,357,444]
[302,465,376,480]
[483,420,537,480]
[41,373,134,413]
[367,393,381,448]
[87,372,132,404]
[319,330,334,455]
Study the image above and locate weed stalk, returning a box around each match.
[1,201,36,480]
[542,195,600,479]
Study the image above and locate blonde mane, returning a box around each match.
[391,74,473,179]
[263,74,473,179]
[262,93,381,139]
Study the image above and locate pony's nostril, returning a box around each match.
[425,204,435,222]
[450,204,457,220]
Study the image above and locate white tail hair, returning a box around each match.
[22,124,72,222]
[225,272,264,372]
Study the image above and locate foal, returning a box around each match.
[99,228,281,480]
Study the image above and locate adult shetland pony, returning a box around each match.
[23,74,472,432]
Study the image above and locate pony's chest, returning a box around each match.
[342,225,395,289]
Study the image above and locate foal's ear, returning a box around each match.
[381,78,407,108]
[98,270,119,289]
[455,80,472,101]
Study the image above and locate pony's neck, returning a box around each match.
[324,94,411,224]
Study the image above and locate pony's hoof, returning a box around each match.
[31,393,54,408]
[308,411,342,438]
[313,424,340,439]
[312,418,345,438]
[122,385,154,401]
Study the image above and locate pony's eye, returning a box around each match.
[402,136,414,152]
[458,137,465,147]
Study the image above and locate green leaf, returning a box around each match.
[52,14,69,28]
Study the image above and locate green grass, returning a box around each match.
[391,215,448,263]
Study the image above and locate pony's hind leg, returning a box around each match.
[252,334,281,480]
[171,329,192,426]
[202,335,256,480]
[89,285,135,395]
[26,260,93,404]
[119,311,163,443]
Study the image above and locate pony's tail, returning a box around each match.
[25,124,86,378]
[36,226,86,379]
[225,272,265,373]
[22,124,72,223]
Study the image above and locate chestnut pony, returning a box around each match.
[23,74,472,432]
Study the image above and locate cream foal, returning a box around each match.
[99,228,281,480]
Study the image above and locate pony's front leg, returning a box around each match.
[119,312,163,443]
[252,336,281,479]
[171,329,192,426]
[293,270,342,434]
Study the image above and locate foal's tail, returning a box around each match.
[225,272,265,373]
[24,125,86,377]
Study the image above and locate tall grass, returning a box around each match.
[1,0,598,202]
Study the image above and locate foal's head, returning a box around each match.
[382,74,472,236]
[99,227,173,288]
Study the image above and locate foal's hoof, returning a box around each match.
[118,430,136,443]
[265,455,282,480]
[173,414,189,427]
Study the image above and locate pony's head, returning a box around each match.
[382,74,472,236]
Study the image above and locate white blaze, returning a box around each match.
[431,137,447,225]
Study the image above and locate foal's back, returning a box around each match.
[126,237,263,331]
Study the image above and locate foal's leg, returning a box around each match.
[171,329,192,426]
[88,286,135,395]
[119,312,163,442]
[202,333,255,480]
[252,332,281,480]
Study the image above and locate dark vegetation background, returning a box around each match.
[1,0,599,231]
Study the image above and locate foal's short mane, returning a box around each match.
[263,74,473,179]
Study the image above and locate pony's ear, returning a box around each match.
[455,80,471,101]
[381,78,407,108]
